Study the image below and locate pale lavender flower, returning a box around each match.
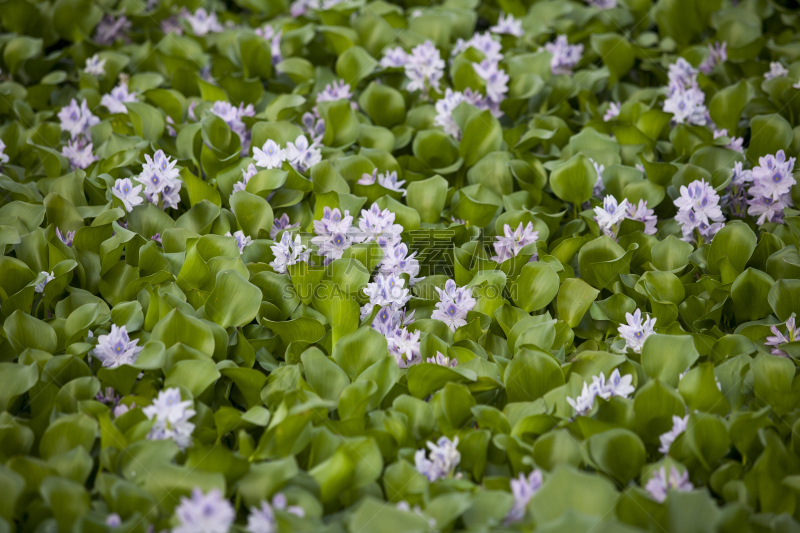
[247,494,304,533]
[285,134,321,173]
[490,12,523,37]
[567,369,634,417]
[415,436,460,481]
[253,139,286,170]
[626,199,657,235]
[357,203,404,248]
[56,228,75,247]
[765,316,797,358]
[591,158,606,197]
[106,514,122,527]
[452,33,504,64]
[143,388,195,449]
[663,82,707,125]
[371,306,415,338]
[211,101,255,153]
[645,467,694,503]
[667,57,698,88]
[289,0,318,17]
[618,309,656,353]
[112,178,144,212]
[566,382,595,416]
[270,232,311,274]
[434,88,490,138]
[427,351,457,367]
[301,112,325,144]
[674,179,725,242]
[270,213,299,240]
[312,207,356,264]
[473,59,509,105]
[603,102,620,122]
[698,42,727,74]
[747,150,796,225]
[658,415,689,454]
[358,169,407,196]
[181,8,223,36]
[226,230,253,254]
[432,279,476,331]
[388,327,422,367]
[113,403,131,417]
[726,161,752,217]
[505,470,543,524]
[361,273,411,321]
[151,233,162,245]
[160,15,183,35]
[58,99,100,140]
[101,81,138,114]
[381,47,408,69]
[713,128,743,153]
[379,241,421,283]
[0,139,8,166]
[492,222,538,264]
[136,150,182,208]
[174,488,234,533]
[585,0,616,7]
[62,139,97,169]
[84,54,106,77]
[96,386,120,405]
[764,61,789,80]
[317,79,352,103]
[254,25,283,65]
[405,41,445,94]
[545,35,583,75]
[94,324,142,368]
[35,271,55,294]
[94,15,131,45]
[594,195,629,238]
[233,163,259,193]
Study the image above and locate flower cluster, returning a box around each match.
[452,32,504,64]
[143,387,196,449]
[253,139,286,170]
[567,369,635,417]
[545,35,583,75]
[473,59,509,115]
[311,207,356,264]
[56,228,75,247]
[698,41,727,74]
[492,222,539,263]
[270,213,299,240]
[174,488,235,533]
[247,494,305,533]
[603,102,620,122]
[100,79,138,114]
[674,179,725,243]
[234,163,259,193]
[428,351,458,367]
[254,25,283,65]
[285,135,322,173]
[645,467,694,503]
[62,138,97,170]
[370,305,419,367]
[764,61,789,80]
[361,274,411,321]
[94,15,131,45]
[93,325,142,368]
[618,309,656,353]
[35,271,54,293]
[84,54,106,77]
[747,150,796,225]
[404,41,446,94]
[58,99,99,140]
[725,162,752,217]
[270,232,311,274]
[181,8,223,36]
[765,316,797,358]
[226,230,253,254]
[415,436,461,481]
[434,88,491,138]
[358,169,407,196]
[135,149,182,210]
[659,415,689,454]
[316,79,353,104]
[211,101,255,153]
[379,242,421,283]
[112,178,144,212]
[357,203,404,248]
[713,128,744,153]
[663,58,707,126]
[490,13,523,37]
[594,196,629,238]
[431,279,476,331]
[505,470,543,524]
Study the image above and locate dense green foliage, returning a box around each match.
[2,0,800,531]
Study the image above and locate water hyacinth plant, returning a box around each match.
[1,0,800,531]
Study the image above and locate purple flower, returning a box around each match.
[174,488,234,533]
[233,163,259,193]
[143,387,196,449]
[181,8,223,36]
[618,309,656,353]
[594,195,629,238]
[56,228,75,247]
[301,112,325,144]
[358,169,407,196]
[725,161,752,218]
[112,178,144,212]
[311,207,356,264]
[452,33,504,64]
[668,57,698,88]
[492,222,538,264]
[603,102,620,122]
[764,61,789,80]
[84,54,106,77]
[415,436,460,481]
[645,466,694,503]
[490,13,523,37]
[567,369,634,417]
[585,0,616,7]
[361,273,411,321]
[626,199,657,235]
[405,41,445,94]
[473,59,509,106]
[253,139,286,170]
[747,150,796,225]
[285,134,321,173]
[34,271,54,294]
[211,101,255,153]
[101,80,138,114]
[357,203,404,248]
[226,230,252,254]
[94,324,142,368]
[0,139,8,167]
[270,213,299,240]
[658,415,689,454]
[674,179,725,243]
[58,99,100,140]
[427,351,457,367]
[713,128,743,153]
[317,79,353,103]
[94,15,131,45]
[663,82,707,125]
[434,88,491,138]
[106,514,122,527]
[247,494,304,533]
[62,138,97,170]
[380,47,408,69]
[505,470,543,524]
[387,327,422,367]
[255,25,283,65]
[765,316,797,358]
[545,35,583,75]
[270,232,311,273]
[379,242,421,284]
[699,42,727,74]
[431,279,476,331]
